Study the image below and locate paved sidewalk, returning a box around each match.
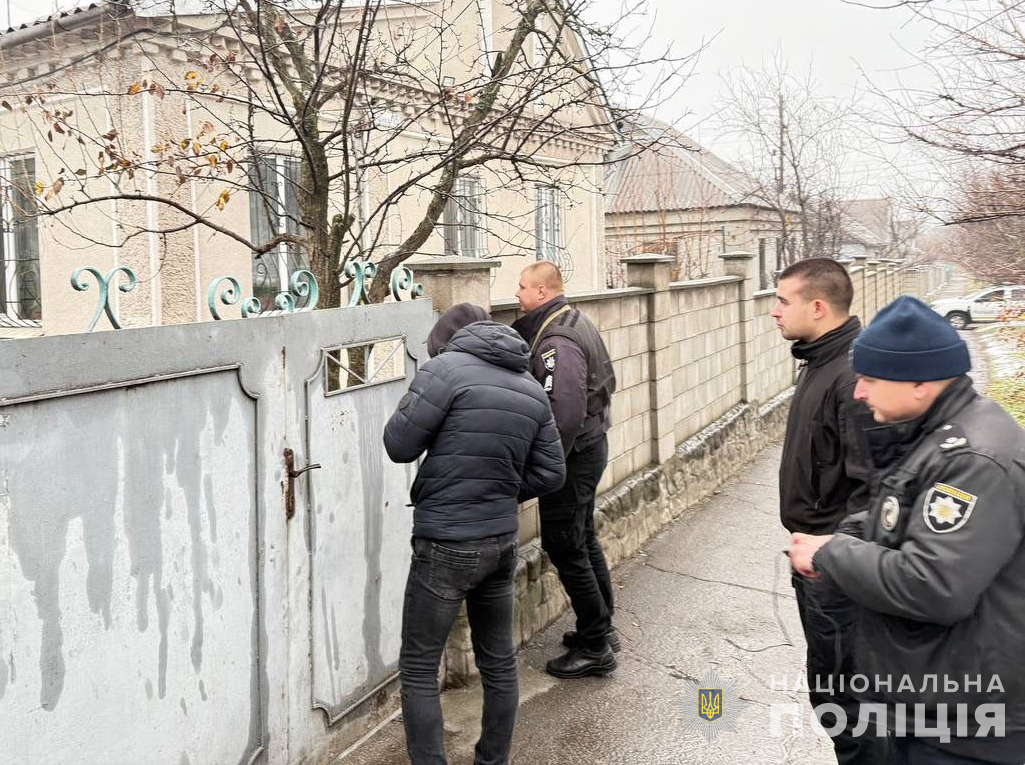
[339,443,836,765]
[338,325,992,765]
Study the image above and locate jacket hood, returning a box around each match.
[791,316,862,367]
[445,321,530,372]
[427,302,491,357]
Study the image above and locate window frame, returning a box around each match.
[443,174,486,258]
[534,184,564,262]
[248,153,306,309]
[0,153,41,324]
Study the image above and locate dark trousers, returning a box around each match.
[539,435,613,651]
[888,738,996,765]
[793,573,886,764]
[399,533,518,765]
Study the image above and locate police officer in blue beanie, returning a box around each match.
[790,296,1025,764]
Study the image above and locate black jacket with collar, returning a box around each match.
[779,316,873,534]
[815,377,1025,763]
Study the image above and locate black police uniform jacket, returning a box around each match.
[512,295,616,456]
[814,377,1025,764]
[780,317,873,534]
[383,321,566,541]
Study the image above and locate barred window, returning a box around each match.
[248,154,308,310]
[444,175,486,258]
[535,185,564,261]
[0,155,41,323]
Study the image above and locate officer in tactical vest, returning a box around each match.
[790,296,1025,764]
[512,261,618,678]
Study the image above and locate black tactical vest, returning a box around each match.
[537,307,617,438]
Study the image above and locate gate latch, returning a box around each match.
[284,447,322,521]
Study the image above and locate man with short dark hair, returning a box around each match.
[513,261,619,679]
[384,302,566,765]
[791,296,1025,764]
[772,257,881,763]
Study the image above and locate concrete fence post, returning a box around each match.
[718,251,757,403]
[405,255,500,313]
[623,254,677,464]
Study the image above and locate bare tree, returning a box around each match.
[918,166,1025,282]
[871,1,1025,223]
[848,0,1025,280]
[0,0,695,311]
[716,50,862,265]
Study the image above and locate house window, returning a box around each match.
[535,185,564,261]
[444,175,486,258]
[0,155,41,322]
[535,185,573,280]
[248,154,308,310]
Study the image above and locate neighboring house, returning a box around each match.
[0,0,613,339]
[604,119,798,288]
[839,218,887,261]
[838,197,920,261]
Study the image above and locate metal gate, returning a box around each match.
[0,298,433,765]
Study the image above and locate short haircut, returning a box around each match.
[522,260,565,292]
[778,257,853,314]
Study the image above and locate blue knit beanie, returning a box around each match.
[852,296,971,382]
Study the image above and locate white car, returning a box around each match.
[931,285,1025,330]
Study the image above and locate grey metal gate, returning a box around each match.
[0,298,433,765]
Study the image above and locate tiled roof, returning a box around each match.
[605,120,767,215]
[1,2,106,36]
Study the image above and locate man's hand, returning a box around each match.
[788,533,834,578]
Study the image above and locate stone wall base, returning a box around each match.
[443,390,792,686]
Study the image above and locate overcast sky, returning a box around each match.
[7,0,939,193]
[585,0,938,190]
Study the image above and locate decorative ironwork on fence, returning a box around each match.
[70,266,138,332]
[71,263,423,331]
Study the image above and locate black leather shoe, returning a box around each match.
[545,646,617,679]
[562,628,621,653]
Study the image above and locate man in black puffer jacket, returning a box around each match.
[384,303,565,765]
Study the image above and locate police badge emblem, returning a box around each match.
[541,348,556,371]
[880,495,901,532]
[923,482,977,534]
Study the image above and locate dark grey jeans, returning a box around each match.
[793,572,886,764]
[399,533,518,765]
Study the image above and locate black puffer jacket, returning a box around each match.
[383,321,566,540]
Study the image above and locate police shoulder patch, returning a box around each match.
[922,482,977,533]
[541,348,556,371]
